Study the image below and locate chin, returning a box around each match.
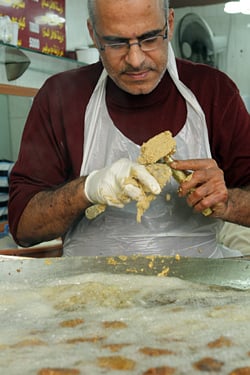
[118,81,159,95]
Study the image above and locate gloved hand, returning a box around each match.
[84,158,161,208]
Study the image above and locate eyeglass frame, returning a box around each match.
[93,21,169,54]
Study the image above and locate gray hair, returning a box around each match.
[87,0,169,26]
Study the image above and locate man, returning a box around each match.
[8,0,250,257]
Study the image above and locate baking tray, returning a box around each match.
[1,255,250,290]
[1,255,250,375]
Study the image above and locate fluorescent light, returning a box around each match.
[240,0,250,14]
[224,0,250,14]
[224,1,241,13]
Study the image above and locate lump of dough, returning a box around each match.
[137,131,176,165]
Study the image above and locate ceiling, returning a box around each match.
[170,0,225,8]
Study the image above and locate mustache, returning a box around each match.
[121,65,154,73]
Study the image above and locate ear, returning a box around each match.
[168,8,175,41]
[87,19,97,47]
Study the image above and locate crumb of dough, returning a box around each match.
[142,366,176,375]
[118,255,128,261]
[229,367,250,375]
[102,321,128,329]
[11,338,46,348]
[166,193,171,201]
[139,347,175,356]
[85,204,106,220]
[97,355,136,370]
[193,357,224,372]
[59,318,84,328]
[107,257,118,265]
[138,131,176,165]
[136,193,156,223]
[102,343,131,352]
[65,336,106,344]
[123,175,150,222]
[207,336,233,348]
[37,369,80,375]
[157,267,170,277]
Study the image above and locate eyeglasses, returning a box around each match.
[94,21,168,56]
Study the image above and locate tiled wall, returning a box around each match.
[7,95,33,161]
[0,95,11,160]
[0,94,32,161]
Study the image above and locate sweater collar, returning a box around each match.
[106,69,173,109]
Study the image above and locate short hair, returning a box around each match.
[87,0,169,26]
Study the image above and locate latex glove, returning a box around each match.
[84,158,161,208]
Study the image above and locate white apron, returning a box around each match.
[63,44,242,258]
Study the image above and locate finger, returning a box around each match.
[185,181,213,204]
[187,186,227,213]
[171,158,217,172]
[124,184,145,201]
[104,194,126,208]
[132,165,161,195]
[105,200,125,208]
[179,168,223,196]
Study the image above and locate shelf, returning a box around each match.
[0,42,86,79]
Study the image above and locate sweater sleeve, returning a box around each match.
[8,63,102,241]
[212,88,250,188]
[178,59,250,188]
[8,79,70,240]
[204,70,250,188]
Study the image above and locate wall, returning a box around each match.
[0,95,11,160]
[7,95,33,161]
[172,4,250,99]
[65,0,91,50]
[0,94,32,161]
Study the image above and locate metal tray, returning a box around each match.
[2,255,250,290]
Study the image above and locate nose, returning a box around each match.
[124,43,146,68]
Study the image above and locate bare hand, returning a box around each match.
[171,158,229,217]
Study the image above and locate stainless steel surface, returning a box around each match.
[1,254,250,375]
[1,255,250,290]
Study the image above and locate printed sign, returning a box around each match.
[0,0,66,56]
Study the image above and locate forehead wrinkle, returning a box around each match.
[101,26,164,43]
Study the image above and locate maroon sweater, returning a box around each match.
[9,59,250,239]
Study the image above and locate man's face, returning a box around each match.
[88,0,174,95]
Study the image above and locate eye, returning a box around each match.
[108,42,127,50]
[141,36,159,46]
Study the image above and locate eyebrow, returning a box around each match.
[101,27,163,43]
